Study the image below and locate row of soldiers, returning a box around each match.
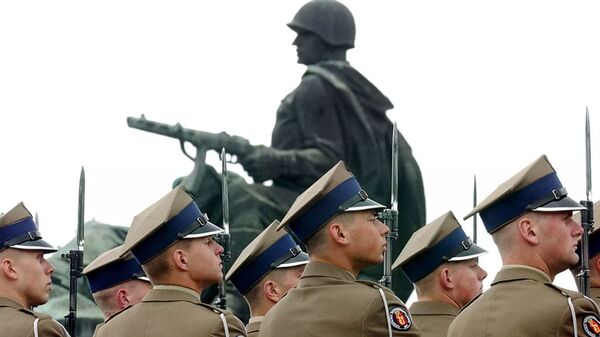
[3,154,600,337]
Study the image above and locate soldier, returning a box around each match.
[225,220,309,337]
[95,185,246,337]
[571,201,600,306]
[447,155,600,337]
[260,161,421,337]
[392,211,487,337]
[0,202,69,337]
[82,245,151,334]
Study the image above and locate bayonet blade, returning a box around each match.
[473,174,478,244]
[390,123,399,214]
[586,107,592,201]
[221,148,230,235]
[77,166,85,251]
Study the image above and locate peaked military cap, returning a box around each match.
[573,201,600,261]
[0,202,56,252]
[464,155,584,233]
[278,161,385,243]
[225,220,309,294]
[121,185,224,264]
[83,245,150,293]
[392,211,487,282]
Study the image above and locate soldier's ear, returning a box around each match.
[116,288,130,309]
[172,249,189,271]
[594,255,600,273]
[263,279,282,303]
[439,267,454,290]
[328,223,350,246]
[516,216,539,245]
[0,256,18,280]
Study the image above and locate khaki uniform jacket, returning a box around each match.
[94,286,247,337]
[246,316,262,337]
[260,261,421,337]
[0,297,69,337]
[447,265,600,337]
[591,288,600,308]
[92,305,130,337]
[409,301,458,337]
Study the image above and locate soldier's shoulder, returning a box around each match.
[296,72,329,94]
[354,280,408,309]
[354,279,395,296]
[546,283,599,308]
[35,317,69,337]
[197,303,246,331]
[13,306,56,322]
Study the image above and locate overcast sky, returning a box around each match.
[2,1,600,295]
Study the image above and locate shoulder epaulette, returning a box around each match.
[197,301,226,315]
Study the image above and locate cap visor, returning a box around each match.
[11,238,58,253]
[277,251,309,268]
[533,196,586,212]
[346,198,386,212]
[448,243,487,261]
[135,276,151,283]
[183,220,224,239]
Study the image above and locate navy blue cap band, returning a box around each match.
[0,217,37,247]
[229,235,299,294]
[401,227,468,282]
[131,202,204,264]
[479,172,563,233]
[87,258,146,293]
[289,177,361,243]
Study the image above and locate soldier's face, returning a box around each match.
[293,31,328,65]
[347,210,389,270]
[187,236,224,288]
[447,258,487,308]
[536,211,583,275]
[11,249,54,308]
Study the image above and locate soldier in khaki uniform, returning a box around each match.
[571,201,600,307]
[95,185,247,337]
[392,211,487,337]
[225,220,309,337]
[447,155,600,337]
[260,161,422,337]
[0,202,70,337]
[83,245,151,335]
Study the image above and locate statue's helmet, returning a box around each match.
[287,0,355,49]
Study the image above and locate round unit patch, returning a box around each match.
[584,315,600,337]
[389,306,411,331]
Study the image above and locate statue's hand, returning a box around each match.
[242,145,286,183]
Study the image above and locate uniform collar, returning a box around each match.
[248,316,264,324]
[0,296,25,310]
[145,285,201,303]
[247,317,263,334]
[409,300,459,316]
[300,261,356,281]
[492,264,552,285]
[590,287,600,300]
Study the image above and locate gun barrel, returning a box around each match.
[126,116,253,158]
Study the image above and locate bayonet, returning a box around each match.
[579,107,593,296]
[379,123,399,288]
[77,167,85,251]
[473,175,478,244]
[63,166,85,337]
[215,149,231,309]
